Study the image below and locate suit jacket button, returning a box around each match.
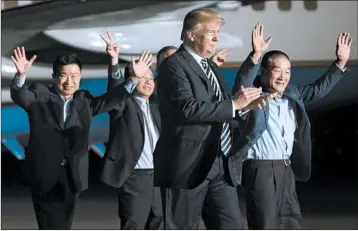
[260,130,264,134]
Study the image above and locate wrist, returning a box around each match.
[16,72,27,78]
[252,52,263,63]
[111,57,119,66]
[336,59,347,69]
[232,100,243,111]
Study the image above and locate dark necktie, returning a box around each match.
[201,58,231,156]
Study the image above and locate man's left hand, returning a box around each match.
[100,31,120,65]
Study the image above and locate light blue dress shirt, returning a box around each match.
[247,95,297,160]
[132,96,159,169]
[246,63,346,160]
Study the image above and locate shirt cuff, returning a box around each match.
[335,63,347,72]
[250,55,261,65]
[231,101,250,117]
[124,78,138,94]
[232,102,235,117]
[11,74,26,88]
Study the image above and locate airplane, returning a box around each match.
[2,0,357,161]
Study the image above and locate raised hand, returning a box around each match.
[252,22,272,60]
[232,85,262,110]
[211,49,231,67]
[100,31,120,61]
[132,51,153,78]
[10,46,37,77]
[336,32,352,68]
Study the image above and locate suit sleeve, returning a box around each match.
[232,53,261,94]
[87,83,131,117]
[10,75,39,110]
[107,62,124,90]
[158,61,233,123]
[231,53,261,122]
[298,62,349,104]
[106,62,130,119]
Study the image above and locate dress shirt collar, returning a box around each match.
[55,87,73,103]
[183,43,207,65]
[273,93,283,102]
[134,96,149,108]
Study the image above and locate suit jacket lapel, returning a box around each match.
[283,85,303,120]
[263,100,269,121]
[178,45,210,91]
[283,85,300,104]
[49,86,64,129]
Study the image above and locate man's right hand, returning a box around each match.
[251,22,272,63]
[232,85,262,110]
[11,46,36,77]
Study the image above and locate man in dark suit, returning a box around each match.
[232,23,352,229]
[9,46,126,229]
[100,32,163,229]
[154,9,267,229]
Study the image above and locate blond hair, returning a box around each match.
[180,8,225,41]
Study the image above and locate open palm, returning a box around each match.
[336,32,352,62]
[252,23,272,55]
[132,50,153,78]
[10,46,37,76]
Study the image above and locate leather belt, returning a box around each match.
[133,169,154,173]
[246,159,291,166]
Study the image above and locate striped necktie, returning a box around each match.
[201,59,232,156]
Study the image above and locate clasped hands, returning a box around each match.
[232,86,277,111]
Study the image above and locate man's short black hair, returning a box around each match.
[156,46,178,65]
[261,50,290,70]
[52,52,82,76]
